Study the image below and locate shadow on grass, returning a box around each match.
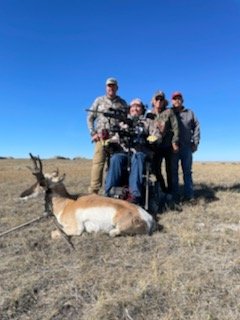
[194,183,219,203]
[213,183,240,192]
[191,182,240,204]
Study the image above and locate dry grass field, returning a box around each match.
[0,158,240,320]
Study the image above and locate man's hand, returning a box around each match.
[191,143,198,153]
[172,142,179,153]
[91,133,101,142]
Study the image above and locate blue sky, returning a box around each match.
[0,0,240,161]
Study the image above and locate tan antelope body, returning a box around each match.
[21,154,155,237]
[49,193,154,237]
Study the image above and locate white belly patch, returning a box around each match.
[75,206,116,233]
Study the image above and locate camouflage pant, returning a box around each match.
[88,141,107,193]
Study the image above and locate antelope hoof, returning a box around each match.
[51,229,62,239]
[109,228,121,237]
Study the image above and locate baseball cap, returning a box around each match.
[106,77,118,86]
[172,91,183,99]
[130,98,143,107]
[153,90,166,100]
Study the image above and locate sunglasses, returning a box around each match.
[107,84,116,87]
[155,96,164,101]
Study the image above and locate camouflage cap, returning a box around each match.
[106,77,118,86]
[152,90,166,100]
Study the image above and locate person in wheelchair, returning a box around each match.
[104,98,162,206]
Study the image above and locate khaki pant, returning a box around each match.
[88,141,107,193]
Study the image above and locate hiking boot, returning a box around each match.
[182,196,197,205]
[174,202,183,212]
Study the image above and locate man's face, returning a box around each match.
[106,83,118,98]
[153,95,165,113]
[129,104,143,117]
[172,96,183,108]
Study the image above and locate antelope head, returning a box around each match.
[20,153,65,199]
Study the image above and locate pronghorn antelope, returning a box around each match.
[20,154,156,237]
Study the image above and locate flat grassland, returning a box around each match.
[0,159,240,320]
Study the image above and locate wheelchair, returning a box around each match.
[106,150,170,217]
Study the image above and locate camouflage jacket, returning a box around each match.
[146,108,179,147]
[87,95,128,136]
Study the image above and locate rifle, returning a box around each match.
[86,108,131,125]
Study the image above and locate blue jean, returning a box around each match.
[105,152,146,199]
[171,145,193,201]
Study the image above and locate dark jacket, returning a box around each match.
[172,106,200,148]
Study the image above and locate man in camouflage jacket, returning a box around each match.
[87,78,128,194]
[147,90,179,193]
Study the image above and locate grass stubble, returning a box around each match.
[0,159,239,319]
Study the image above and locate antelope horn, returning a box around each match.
[29,153,45,183]
[29,153,39,172]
